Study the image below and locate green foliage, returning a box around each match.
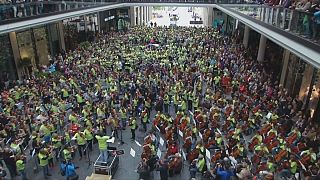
[79,41,91,49]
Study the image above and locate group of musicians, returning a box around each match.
[1,25,320,180]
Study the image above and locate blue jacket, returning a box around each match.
[217,167,235,180]
[60,163,77,177]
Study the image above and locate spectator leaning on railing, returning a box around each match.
[313,4,320,41]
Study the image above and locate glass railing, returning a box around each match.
[230,5,320,45]
[117,0,248,3]
[0,0,255,24]
[0,1,117,23]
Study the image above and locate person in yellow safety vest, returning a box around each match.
[10,139,21,155]
[289,155,298,175]
[141,109,148,132]
[95,133,111,162]
[39,122,51,143]
[164,94,170,113]
[51,133,62,161]
[267,157,276,173]
[181,100,187,112]
[38,149,52,178]
[190,154,206,177]
[301,148,317,162]
[76,93,84,107]
[63,146,72,161]
[196,142,205,155]
[68,112,78,124]
[96,106,105,119]
[61,88,69,99]
[119,107,127,129]
[72,132,87,160]
[129,117,137,140]
[84,127,93,152]
[255,144,269,154]
[215,133,223,146]
[16,155,27,180]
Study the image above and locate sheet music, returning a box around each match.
[205,149,211,159]
[130,148,135,157]
[106,137,115,143]
[159,137,164,146]
[157,148,161,158]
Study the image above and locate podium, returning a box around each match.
[94,154,119,176]
[85,173,112,180]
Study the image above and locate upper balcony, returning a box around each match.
[229,4,320,45]
[0,0,319,67]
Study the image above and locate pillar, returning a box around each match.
[257,35,267,62]
[142,6,147,25]
[148,6,152,23]
[298,64,315,105]
[242,25,250,48]
[9,32,23,80]
[139,6,143,25]
[57,21,66,51]
[280,49,290,85]
[136,7,139,25]
[203,7,213,27]
[129,6,135,26]
[235,19,239,30]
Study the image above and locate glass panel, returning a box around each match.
[0,1,104,23]
[0,34,16,80]
[229,4,320,44]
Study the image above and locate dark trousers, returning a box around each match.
[142,121,147,132]
[87,140,93,151]
[131,129,135,140]
[164,103,169,113]
[78,144,86,158]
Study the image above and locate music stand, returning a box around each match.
[84,143,92,168]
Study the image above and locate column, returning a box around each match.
[97,12,101,32]
[203,7,213,27]
[148,6,152,23]
[9,32,23,80]
[136,7,140,25]
[280,49,290,85]
[129,7,135,26]
[298,64,315,104]
[139,7,143,25]
[142,7,146,26]
[235,19,239,30]
[146,7,149,23]
[242,25,250,48]
[57,21,66,51]
[257,35,267,62]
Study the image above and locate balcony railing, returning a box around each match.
[229,4,320,45]
[0,1,117,24]
[0,0,253,24]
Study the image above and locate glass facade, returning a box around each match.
[0,34,16,80]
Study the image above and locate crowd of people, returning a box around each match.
[0,24,320,180]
